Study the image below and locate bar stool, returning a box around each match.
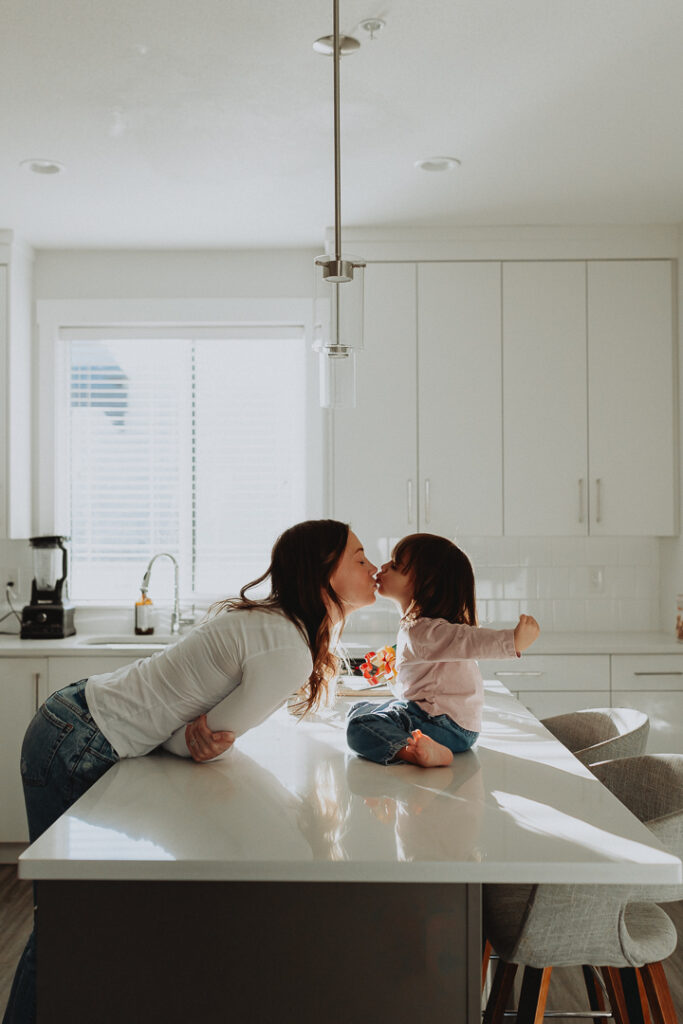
[591,754,683,1022]
[540,707,649,766]
[482,708,650,1004]
[482,753,683,1024]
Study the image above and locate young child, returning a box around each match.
[346,533,540,768]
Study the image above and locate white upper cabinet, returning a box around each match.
[333,262,417,566]
[587,260,676,536]
[504,259,676,536]
[418,262,502,536]
[503,262,588,536]
[334,256,677,546]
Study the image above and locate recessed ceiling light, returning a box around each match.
[20,159,65,175]
[414,156,461,172]
[313,34,361,55]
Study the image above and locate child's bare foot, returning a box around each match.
[397,729,454,767]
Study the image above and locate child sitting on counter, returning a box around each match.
[346,533,540,767]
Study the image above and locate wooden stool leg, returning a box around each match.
[601,966,630,1024]
[620,967,647,1024]
[639,962,678,1024]
[482,959,518,1024]
[516,965,552,1024]
[636,968,653,1024]
[482,939,492,992]
[582,964,606,1011]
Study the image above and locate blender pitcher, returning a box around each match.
[20,536,76,639]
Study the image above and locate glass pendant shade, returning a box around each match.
[319,347,357,408]
[313,253,366,354]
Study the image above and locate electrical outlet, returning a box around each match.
[589,567,605,594]
[3,569,20,590]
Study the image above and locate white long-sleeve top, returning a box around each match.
[390,617,518,732]
[85,608,313,760]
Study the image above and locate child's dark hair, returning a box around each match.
[393,533,478,626]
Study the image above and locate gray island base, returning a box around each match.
[37,880,480,1023]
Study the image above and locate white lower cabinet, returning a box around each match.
[481,652,683,753]
[0,659,48,843]
[479,654,610,722]
[479,654,609,692]
[517,690,610,722]
[610,692,683,755]
[611,655,683,754]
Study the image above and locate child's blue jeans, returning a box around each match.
[346,698,479,765]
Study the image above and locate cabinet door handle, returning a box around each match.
[424,478,431,524]
[494,671,544,677]
[578,479,585,524]
[595,478,602,524]
[34,673,41,712]
[406,480,414,523]
[634,671,683,676]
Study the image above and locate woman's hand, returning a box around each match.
[185,714,235,762]
[513,614,540,654]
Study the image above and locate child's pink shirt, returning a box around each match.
[391,616,518,732]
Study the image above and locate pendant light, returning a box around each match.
[313,0,366,408]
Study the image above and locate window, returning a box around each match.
[61,328,311,601]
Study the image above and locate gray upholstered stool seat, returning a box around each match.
[483,888,677,971]
[540,707,649,766]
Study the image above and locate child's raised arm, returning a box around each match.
[513,614,541,654]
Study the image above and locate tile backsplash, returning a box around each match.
[457,536,660,632]
[345,536,661,638]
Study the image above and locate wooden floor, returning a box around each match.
[1,863,683,1020]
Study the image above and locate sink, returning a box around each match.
[81,635,177,649]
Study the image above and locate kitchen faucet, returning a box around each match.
[140,552,191,635]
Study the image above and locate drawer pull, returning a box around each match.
[495,671,544,677]
[34,673,40,712]
[633,671,683,677]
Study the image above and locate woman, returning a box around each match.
[3,519,378,1024]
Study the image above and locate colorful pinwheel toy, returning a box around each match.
[360,645,397,685]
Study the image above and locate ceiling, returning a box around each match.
[2,0,683,249]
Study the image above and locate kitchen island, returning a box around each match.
[20,683,681,1024]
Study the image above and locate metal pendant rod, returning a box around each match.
[333,0,342,260]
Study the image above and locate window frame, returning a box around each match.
[36,297,328,604]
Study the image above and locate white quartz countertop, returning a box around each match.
[0,629,682,657]
[19,682,681,885]
[0,634,178,655]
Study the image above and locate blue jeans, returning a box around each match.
[3,679,119,1024]
[346,698,479,765]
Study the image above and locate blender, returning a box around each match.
[20,536,76,639]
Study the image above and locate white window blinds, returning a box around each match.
[66,331,307,601]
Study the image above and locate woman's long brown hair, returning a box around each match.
[393,533,478,626]
[211,520,349,713]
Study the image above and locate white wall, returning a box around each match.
[33,248,318,299]
[659,224,683,636]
